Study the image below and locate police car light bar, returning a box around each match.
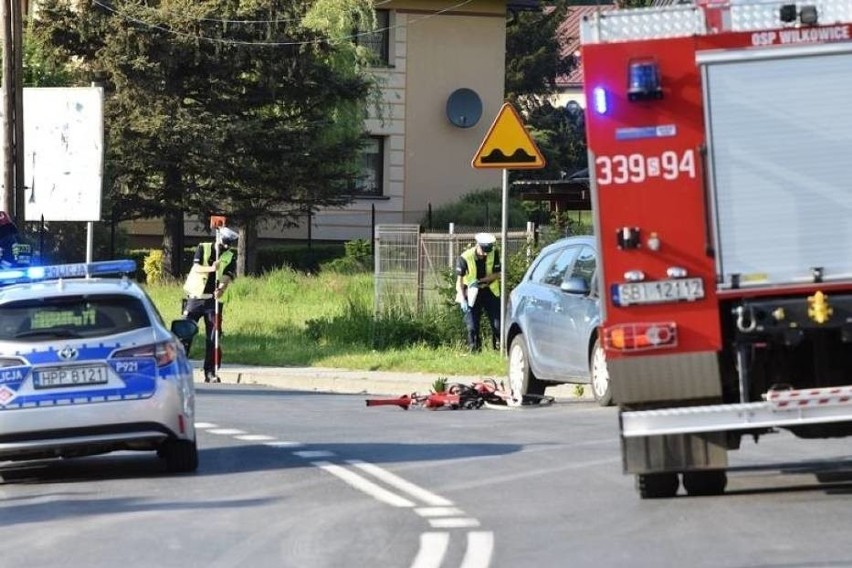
[0,260,137,284]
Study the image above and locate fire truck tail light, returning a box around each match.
[593,87,608,114]
[605,322,678,351]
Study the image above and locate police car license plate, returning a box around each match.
[34,365,109,389]
[615,278,704,306]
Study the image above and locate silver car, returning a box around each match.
[0,260,200,472]
[505,236,611,406]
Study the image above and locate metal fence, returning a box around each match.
[374,224,535,313]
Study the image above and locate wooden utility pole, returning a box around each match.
[1,0,13,217]
[1,0,24,223]
[12,0,23,225]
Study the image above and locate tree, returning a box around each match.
[32,0,376,276]
[505,0,574,112]
[505,1,585,181]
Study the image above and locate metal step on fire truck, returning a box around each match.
[581,0,852,498]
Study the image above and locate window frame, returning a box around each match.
[350,135,385,198]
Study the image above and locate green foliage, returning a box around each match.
[432,377,448,393]
[321,238,372,273]
[22,29,72,87]
[143,250,166,285]
[255,243,345,273]
[305,297,465,351]
[505,0,574,108]
[32,0,377,276]
[522,101,588,181]
[144,267,504,375]
[424,188,529,230]
[21,221,129,264]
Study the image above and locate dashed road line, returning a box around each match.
[199,422,494,567]
[348,460,454,506]
[262,441,304,449]
[207,428,246,436]
[411,532,451,568]
[234,434,276,442]
[312,460,416,507]
[294,450,336,459]
[428,518,481,529]
[415,507,467,518]
[460,532,494,568]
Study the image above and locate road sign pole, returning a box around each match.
[471,102,546,358]
[500,167,509,357]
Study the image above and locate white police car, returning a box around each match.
[0,260,200,472]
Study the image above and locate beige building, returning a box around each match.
[130,1,516,244]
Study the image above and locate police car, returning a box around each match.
[0,260,200,473]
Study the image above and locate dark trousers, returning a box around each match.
[463,289,500,351]
[184,298,223,376]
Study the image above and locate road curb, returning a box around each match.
[191,363,594,401]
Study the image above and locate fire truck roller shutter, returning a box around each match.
[698,42,852,288]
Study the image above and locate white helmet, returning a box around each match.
[475,232,496,252]
[218,227,239,246]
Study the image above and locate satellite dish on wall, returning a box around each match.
[446,88,482,128]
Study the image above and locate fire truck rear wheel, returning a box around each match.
[508,333,546,402]
[636,472,679,499]
[682,470,727,497]
[590,339,613,407]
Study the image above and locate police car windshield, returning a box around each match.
[0,295,151,341]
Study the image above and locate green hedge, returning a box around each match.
[129,243,351,282]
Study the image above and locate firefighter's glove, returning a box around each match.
[460,301,470,314]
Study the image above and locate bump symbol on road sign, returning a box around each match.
[472,103,545,170]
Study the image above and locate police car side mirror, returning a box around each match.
[171,318,199,353]
[561,276,591,295]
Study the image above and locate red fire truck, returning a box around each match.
[581,0,852,498]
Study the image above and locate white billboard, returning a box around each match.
[21,87,104,222]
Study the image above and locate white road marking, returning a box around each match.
[294,450,336,459]
[460,531,494,568]
[262,441,304,449]
[410,532,451,568]
[235,434,276,441]
[197,421,491,566]
[313,461,415,507]
[428,518,481,529]
[207,428,246,435]
[348,460,454,506]
[415,507,466,518]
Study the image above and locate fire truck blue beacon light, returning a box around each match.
[593,87,608,114]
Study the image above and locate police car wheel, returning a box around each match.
[160,439,199,473]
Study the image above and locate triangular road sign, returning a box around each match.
[472,102,545,170]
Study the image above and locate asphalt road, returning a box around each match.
[3,383,852,568]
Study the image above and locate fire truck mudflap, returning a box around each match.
[582,0,852,498]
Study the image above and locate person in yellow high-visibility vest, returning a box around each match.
[455,232,501,352]
[182,227,238,382]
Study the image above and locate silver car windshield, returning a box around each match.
[0,294,151,340]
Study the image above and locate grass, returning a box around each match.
[144,267,506,377]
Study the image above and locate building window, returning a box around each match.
[352,136,384,197]
[358,9,390,66]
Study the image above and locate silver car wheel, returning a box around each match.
[591,340,612,406]
[507,338,527,407]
